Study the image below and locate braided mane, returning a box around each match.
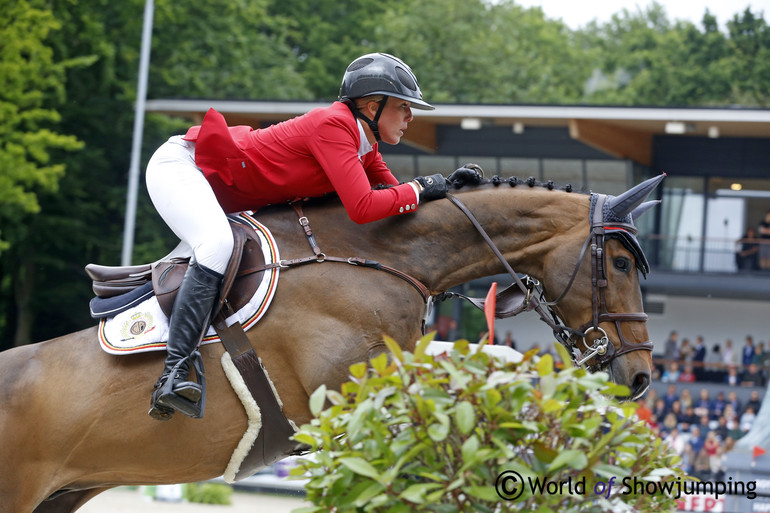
[450,175,585,194]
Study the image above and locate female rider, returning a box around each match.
[145,52,481,420]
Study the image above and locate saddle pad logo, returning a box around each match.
[120,311,156,340]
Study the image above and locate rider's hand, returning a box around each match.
[413,174,448,202]
[447,163,484,187]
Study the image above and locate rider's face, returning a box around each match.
[363,98,413,145]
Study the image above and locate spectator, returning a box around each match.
[665,428,687,455]
[694,388,713,419]
[742,336,756,367]
[691,336,705,378]
[736,227,760,271]
[740,407,756,433]
[753,341,768,371]
[704,343,724,382]
[741,363,765,387]
[662,412,679,434]
[713,415,730,442]
[703,431,722,475]
[712,391,727,420]
[653,398,668,420]
[680,443,696,473]
[689,425,706,454]
[723,404,738,431]
[501,331,516,350]
[758,210,770,270]
[678,364,696,383]
[661,362,681,383]
[746,390,762,414]
[663,384,679,412]
[692,448,712,480]
[726,365,740,386]
[670,400,684,424]
[663,330,680,363]
[698,414,712,434]
[679,388,694,410]
[636,397,652,423]
[679,338,694,363]
[723,339,739,367]
[727,391,742,415]
[680,405,699,431]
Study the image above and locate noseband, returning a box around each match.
[446,193,653,371]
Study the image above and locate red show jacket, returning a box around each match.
[182,103,419,223]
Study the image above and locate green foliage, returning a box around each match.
[577,2,769,107]
[183,482,233,505]
[292,335,687,512]
[376,0,590,104]
[0,0,84,253]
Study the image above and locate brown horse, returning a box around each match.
[0,176,661,513]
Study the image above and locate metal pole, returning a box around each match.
[121,0,154,265]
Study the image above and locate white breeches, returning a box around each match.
[145,136,234,274]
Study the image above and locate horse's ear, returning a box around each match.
[607,174,666,219]
[631,200,662,221]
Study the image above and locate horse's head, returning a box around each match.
[539,175,664,400]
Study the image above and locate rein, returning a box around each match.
[444,192,653,370]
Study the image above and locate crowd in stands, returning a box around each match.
[656,331,768,387]
[637,385,763,480]
[642,329,768,479]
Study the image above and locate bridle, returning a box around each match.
[444,193,653,371]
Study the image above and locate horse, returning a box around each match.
[0,174,662,513]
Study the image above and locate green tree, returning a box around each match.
[151,0,310,100]
[266,0,389,100]
[0,0,83,253]
[725,8,770,106]
[576,3,769,107]
[0,0,87,346]
[374,0,589,104]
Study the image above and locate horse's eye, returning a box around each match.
[614,257,632,272]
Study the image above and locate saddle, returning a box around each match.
[87,215,304,477]
[86,220,265,320]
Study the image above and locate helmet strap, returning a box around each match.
[342,96,388,143]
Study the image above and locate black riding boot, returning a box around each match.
[148,261,223,421]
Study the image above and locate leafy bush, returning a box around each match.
[183,482,233,505]
[291,335,687,512]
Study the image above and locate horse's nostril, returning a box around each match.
[632,372,650,398]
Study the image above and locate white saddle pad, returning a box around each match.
[97,213,280,354]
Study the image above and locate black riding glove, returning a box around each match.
[413,174,448,202]
[447,163,484,187]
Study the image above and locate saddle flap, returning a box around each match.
[152,259,190,318]
[85,263,152,282]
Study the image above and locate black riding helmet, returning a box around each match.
[339,53,434,142]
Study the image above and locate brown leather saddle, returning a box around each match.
[86,217,304,478]
[86,221,265,319]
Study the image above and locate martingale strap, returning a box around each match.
[256,202,432,304]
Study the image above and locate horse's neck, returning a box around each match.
[381,187,590,292]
